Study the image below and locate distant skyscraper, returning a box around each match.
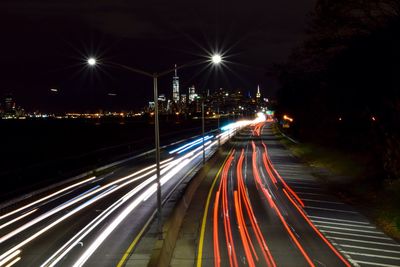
[172,64,180,102]
[180,94,187,104]
[256,85,261,100]
[188,85,197,102]
[3,94,16,115]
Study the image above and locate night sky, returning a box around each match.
[1,0,315,112]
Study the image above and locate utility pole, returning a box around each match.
[202,100,205,164]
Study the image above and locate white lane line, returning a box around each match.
[325,236,400,247]
[321,230,392,240]
[302,198,343,205]
[312,220,376,229]
[309,215,369,225]
[296,192,330,196]
[344,251,400,260]
[0,209,37,230]
[289,181,318,185]
[341,244,400,254]
[291,186,320,190]
[315,225,384,234]
[306,206,358,214]
[353,260,400,267]
[284,179,317,183]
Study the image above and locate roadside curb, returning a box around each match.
[147,146,230,267]
[274,123,300,144]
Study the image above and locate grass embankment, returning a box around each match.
[272,124,400,241]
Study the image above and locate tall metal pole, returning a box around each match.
[202,100,205,165]
[217,105,220,130]
[217,105,220,147]
[153,74,162,238]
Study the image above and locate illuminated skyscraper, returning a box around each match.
[172,64,180,102]
[188,85,197,102]
[180,94,187,104]
[256,85,261,100]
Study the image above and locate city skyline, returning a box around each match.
[0,71,268,113]
[0,0,313,112]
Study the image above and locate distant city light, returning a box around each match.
[211,54,222,64]
[87,58,96,66]
[256,112,266,121]
[283,115,294,122]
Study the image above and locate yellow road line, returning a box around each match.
[196,148,233,267]
[117,210,156,267]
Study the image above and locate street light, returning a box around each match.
[211,54,222,64]
[87,58,96,66]
[87,54,222,237]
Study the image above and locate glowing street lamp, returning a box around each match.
[87,58,96,66]
[211,54,222,64]
[87,54,222,236]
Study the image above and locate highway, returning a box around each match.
[0,117,263,267]
[196,123,400,267]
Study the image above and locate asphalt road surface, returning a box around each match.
[0,118,260,267]
[196,123,400,267]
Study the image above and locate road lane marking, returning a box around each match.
[290,186,320,190]
[116,210,157,267]
[353,260,400,267]
[116,143,220,267]
[305,206,358,214]
[321,230,391,240]
[196,149,233,267]
[312,220,376,229]
[315,225,384,234]
[325,236,400,247]
[288,181,318,186]
[296,192,330,196]
[254,141,315,267]
[302,199,343,205]
[344,251,400,260]
[282,188,352,266]
[308,215,369,225]
[340,244,400,254]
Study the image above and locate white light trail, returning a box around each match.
[168,135,213,154]
[0,158,175,244]
[2,116,263,265]
[0,250,20,267]
[4,256,20,267]
[0,176,97,221]
[0,186,117,263]
[0,186,101,243]
[0,209,37,230]
[72,140,217,266]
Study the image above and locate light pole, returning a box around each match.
[202,100,205,165]
[87,54,222,237]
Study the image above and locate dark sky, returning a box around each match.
[0,0,315,112]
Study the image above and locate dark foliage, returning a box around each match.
[277,0,400,179]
